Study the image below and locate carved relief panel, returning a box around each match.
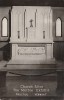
[16,44,46,60]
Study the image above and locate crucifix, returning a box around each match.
[30,19,33,27]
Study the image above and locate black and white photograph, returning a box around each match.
[0,0,64,100]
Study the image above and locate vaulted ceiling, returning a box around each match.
[0,0,64,6]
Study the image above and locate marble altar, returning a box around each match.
[10,6,53,63]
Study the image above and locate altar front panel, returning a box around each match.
[11,43,53,61]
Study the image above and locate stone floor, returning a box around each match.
[0,75,63,100]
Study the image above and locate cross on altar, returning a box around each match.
[30,19,33,27]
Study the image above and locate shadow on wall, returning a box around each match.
[53,42,64,61]
[0,42,11,61]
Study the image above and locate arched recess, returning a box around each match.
[56,18,62,37]
[1,17,8,37]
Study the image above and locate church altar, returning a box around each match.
[10,6,53,63]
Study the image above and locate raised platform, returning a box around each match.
[7,59,56,75]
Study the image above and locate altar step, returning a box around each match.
[7,59,57,75]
